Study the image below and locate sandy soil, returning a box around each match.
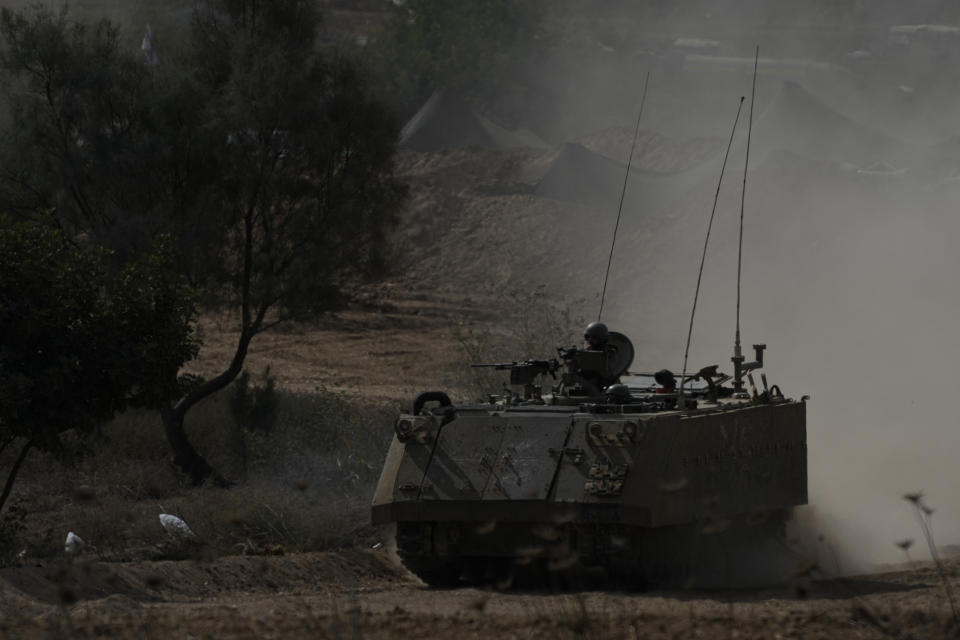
[185,296,478,402]
[0,548,956,639]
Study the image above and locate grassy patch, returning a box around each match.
[1,384,393,564]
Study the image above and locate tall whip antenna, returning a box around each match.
[677,96,746,408]
[598,71,650,321]
[733,45,759,393]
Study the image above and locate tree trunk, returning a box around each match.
[161,408,232,487]
[0,440,32,514]
[160,323,259,486]
[0,437,14,459]
[161,201,264,486]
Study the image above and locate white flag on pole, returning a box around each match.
[141,23,159,67]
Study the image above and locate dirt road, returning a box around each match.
[1,549,955,639]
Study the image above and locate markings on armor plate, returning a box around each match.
[585,463,630,497]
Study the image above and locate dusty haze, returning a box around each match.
[505,1,960,573]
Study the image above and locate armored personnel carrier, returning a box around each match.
[371,328,807,587]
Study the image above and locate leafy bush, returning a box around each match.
[0,216,198,514]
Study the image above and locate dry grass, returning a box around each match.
[1,383,394,565]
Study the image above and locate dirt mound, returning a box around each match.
[579,127,723,174]
[2,555,955,640]
[391,145,612,295]
[0,549,411,606]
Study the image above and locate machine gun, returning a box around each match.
[472,359,560,385]
[472,359,561,401]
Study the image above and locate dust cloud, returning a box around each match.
[396,1,960,574]
[385,0,960,574]
[523,1,960,573]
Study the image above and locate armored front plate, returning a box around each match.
[420,414,506,501]
[483,415,573,500]
[420,412,572,503]
[371,435,436,524]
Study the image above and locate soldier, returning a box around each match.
[574,321,619,393]
[583,321,609,350]
[654,369,678,408]
[654,369,677,392]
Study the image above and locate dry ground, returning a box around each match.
[0,548,957,639]
[8,288,952,638]
[185,291,482,402]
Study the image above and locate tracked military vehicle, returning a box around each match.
[371,330,807,587]
[373,52,804,588]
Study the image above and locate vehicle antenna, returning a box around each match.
[733,45,759,394]
[678,96,746,409]
[598,71,650,322]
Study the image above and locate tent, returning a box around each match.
[751,81,905,165]
[533,143,628,208]
[400,89,547,151]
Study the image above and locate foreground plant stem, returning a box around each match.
[0,439,32,513]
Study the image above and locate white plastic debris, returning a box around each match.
[64,531,84,554]
[158,513,196,538]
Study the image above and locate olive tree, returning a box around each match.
[0,2,406,485]
[158,0,406,485]
[369,0,541,116]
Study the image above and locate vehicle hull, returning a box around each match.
[372,399,806,587]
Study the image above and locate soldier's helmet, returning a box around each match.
[583,321,609,348]
[606,383,631,402]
